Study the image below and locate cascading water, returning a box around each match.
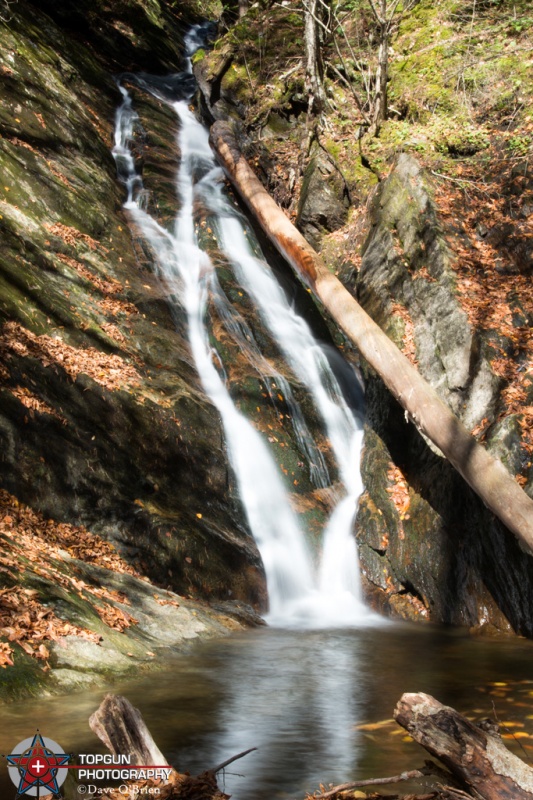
[112,26,377,627]
[207,284,331,489]
[201,175,367,620]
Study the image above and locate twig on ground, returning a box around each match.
[311,767,429,799]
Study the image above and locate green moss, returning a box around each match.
[223,62,252,103]
[191,47,206,64]
[436,126,490,156]
[202,2,306,123]
[392,43,459,121]
[0,646,49,702]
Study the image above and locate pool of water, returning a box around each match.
[2,622,533,799]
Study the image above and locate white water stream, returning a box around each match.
[112,33,376,627]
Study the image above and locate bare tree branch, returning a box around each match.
[367,0,384,24]
[210,748,257,774]
[0,0,16,21]
[330,4,373,100]
[311,768,431,799]
[327,57,371,123]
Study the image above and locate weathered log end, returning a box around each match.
[89,694,168,767]
[88,694,256,800]
[394,692,533,800]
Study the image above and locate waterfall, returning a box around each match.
[198,169,368,621]
[112,31,377,627]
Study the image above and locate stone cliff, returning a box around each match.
[194,0,533,634]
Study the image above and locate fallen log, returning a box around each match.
[89,694,255,800]
[394,692,533,800]
[209,120,533,556]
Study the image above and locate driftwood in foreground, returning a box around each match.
[394,692,533,800]
[310,692,533,799]
[90,693,168,767]
[209,120,533,556]
[89,694,256,800]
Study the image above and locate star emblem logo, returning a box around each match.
[6,733,69,797]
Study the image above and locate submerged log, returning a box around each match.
[209,120,533,556]
[394,692,533,800]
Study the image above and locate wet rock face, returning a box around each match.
[0,0,266,614]
[0,552,245,703]
[352,154,533,635]
[0,0,351,643]
[24,0,190,74]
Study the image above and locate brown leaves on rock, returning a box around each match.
[0,489,142,664]
[45,222,103,252]
[55,253,138,341]
[0,490,139,576]
[432,158,533,464]
[0,585,101,668]
[9,386,67,423]
[80,99,111,141]
[0,321,141,392]
[391,302,418,366]
[153,594,180,608]
[96,603,138,632]
[8,138,70,186]
[386,464,411,523]
[101,321,130,346]
[99,295,139,318]
[0,641,14,667]
[56,253,123,296]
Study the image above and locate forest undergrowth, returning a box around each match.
[208,0,533,480]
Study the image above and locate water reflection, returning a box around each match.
[1,625,533,799]
[189,630,364,798]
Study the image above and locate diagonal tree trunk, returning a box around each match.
[209,120,533,556]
